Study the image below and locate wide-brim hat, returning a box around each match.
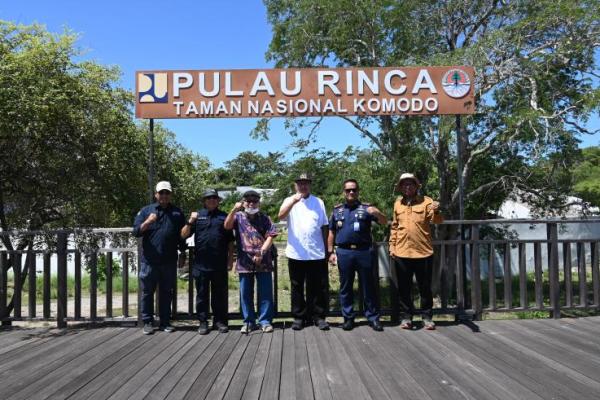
[397,173,421,186]
[295,172,312,182]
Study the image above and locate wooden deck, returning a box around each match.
[1,317,600,400]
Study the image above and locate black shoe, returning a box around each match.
[159,324,175,333]
[342,319,354,331]
[370,320,384,332]
[142,322,154,335]
[315,318,330,331]
[215,321,229,333]
[291,319,303,330]
[197,321,209,335]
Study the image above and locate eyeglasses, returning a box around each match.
[158,191,171,195]
[344,188,358,193]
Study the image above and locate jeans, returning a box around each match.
[140,261,176,325]
[239,272,273,326]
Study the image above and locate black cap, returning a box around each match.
[242,190,261,199]
[295,172,312,182]
[202,189,221,200]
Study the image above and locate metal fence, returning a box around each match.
[1,218,599,328]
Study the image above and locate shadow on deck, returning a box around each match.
[1,317,600,400]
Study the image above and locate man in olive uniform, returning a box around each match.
[328,179,387,331]
[181,189,234,334]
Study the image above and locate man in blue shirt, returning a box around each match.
[181,189,234,335]
[328,179,387,331]
[133,181,186,334]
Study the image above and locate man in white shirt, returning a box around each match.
[278,173,330,330]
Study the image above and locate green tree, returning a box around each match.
[260,0,600,223]
[0,22,211,316]
[223,151,287,187]
[573,146,600,208]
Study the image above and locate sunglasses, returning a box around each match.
[158,190,171,195]
[344,188,358,193]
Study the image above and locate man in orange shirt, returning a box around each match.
[389,173,444,330]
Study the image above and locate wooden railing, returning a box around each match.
[1,219,599,328]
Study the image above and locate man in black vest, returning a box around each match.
[181,189,234,334]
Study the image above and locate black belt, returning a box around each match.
[336,244,371,250]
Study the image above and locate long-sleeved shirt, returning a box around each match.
[389,195,444,259]
[133,202,186,265]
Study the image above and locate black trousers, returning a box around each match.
[194,268,228,324]
[288,258,329,321]
[393,256,433,320]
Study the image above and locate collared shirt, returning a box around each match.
[282,194,328,260]
[389,195,444,259]
[189,208,234,271]
[232,212,278,273]
[329,201,377,247]
[133,203,186,265]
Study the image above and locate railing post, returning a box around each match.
[89,252,98,321]
[13,253,22,319]
[518,243,528,309]
[137,238,143,327]
[74,251,81,320]
[0,252,8,325]
[56,232,68,328]
[27,251,36,318]
[122,252,129,318]
[273,245,279,317]
[470,225,482,320]
[43,252,51,319]
[106,252,113,318]
[547,223,560,318]
[591,242,600,310]
[488,243,496,310]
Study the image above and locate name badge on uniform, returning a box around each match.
[353,221,360,232]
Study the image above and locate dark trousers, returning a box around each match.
[337,248,379,321]
[194,268,228,324]
[288,258,329,321]
[393,256,434,320]
[140,261,176,325]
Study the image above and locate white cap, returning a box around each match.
[398,173,421,186]
[155,181,172,192]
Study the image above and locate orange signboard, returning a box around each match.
[135,66,474,119]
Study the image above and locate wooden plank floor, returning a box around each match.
[1,317,600,399]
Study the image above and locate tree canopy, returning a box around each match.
[260,0,600,221]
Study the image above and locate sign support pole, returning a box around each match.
[456,114,470,314]
[148,118,155,202]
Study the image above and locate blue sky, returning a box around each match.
[2,1,598,167]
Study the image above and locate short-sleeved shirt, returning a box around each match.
[133,203,186,265]
[329,202,377,247]
[232,212,278,273]
[389,195,444,259]
[188,208,234,271]
[282,195,328,260]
